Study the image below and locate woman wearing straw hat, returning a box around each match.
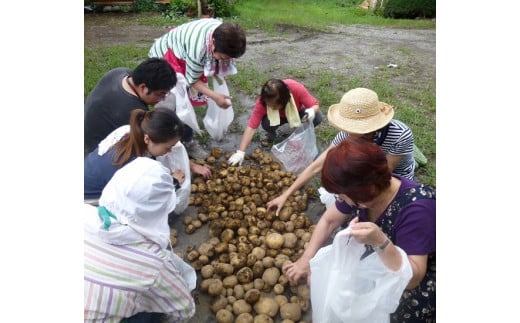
[84,157,196,323]
[286,138,436,322]
[267,87,415,216]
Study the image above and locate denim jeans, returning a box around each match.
[122,312,164,323]
[261,110,323,139]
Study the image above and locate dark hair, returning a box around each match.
[113,108,184,166]
[213,22,246,58]
[260,79,291,108]
[130,58,177,93]
[321,137,391,203]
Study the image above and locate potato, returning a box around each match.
[200,278,219,291]
[273,283,284,294]
[214,263,234,276]
[210,295,228,314]
[253,297,279,318]
[274,294,288,307]
[208,279,224,296]
[253,314,274,323]
[235,312,254,323]
[262,267,280,286]
[262,256,275,268]
[232,299,252,315]
[252,261,265,278]
[244,288,260,304]
[265,232,284,249]
[222,275,238,288]
[233,284,245,299]
[236,267,254,284]
[297,284,311,300]
[200,264,214,279]
[253,278,264,291]
[214,242,229,254]
[279,302,302,321]
[216,308,234,323]
[282,233,297,248]
[182,215,193,225]
[227,295,237,304]
[251,247,266,260]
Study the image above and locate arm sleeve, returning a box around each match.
[247,97,267,129]
[393,199,436,255]
[286,79,319,110]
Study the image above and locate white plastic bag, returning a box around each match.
[169,251,197,291]
[154,89,176,110]
[172,73,202,134]
[271,122,318,174]
[318,186,336,209]
[310,227,412,323]
[155,141,191,214]
[203,76,234,140]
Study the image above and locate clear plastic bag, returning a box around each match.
[271,122,318,174]
[203,76,234,140]
[309,227,413,323]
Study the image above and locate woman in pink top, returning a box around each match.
[228,78,322,166]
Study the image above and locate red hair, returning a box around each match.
[321,137,391,203]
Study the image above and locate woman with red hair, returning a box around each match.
[284,137,436,322]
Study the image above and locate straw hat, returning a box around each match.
[327,88,394,134]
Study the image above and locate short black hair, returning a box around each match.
[130,58,177,91]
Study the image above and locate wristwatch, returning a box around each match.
[373,238,391,253]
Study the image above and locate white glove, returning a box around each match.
[302,108,315,123]
[228,150,245,166]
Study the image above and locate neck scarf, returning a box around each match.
[266,93,301,128]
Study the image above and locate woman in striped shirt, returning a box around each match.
[84,157,196,323]
[267,87,415,216]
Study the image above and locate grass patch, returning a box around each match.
[233,0,435,31]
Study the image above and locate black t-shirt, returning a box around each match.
[84,68,147,153]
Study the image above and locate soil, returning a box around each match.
[84,12,435,322]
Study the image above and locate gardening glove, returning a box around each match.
[228,150,245,166]
[302,108,315,123]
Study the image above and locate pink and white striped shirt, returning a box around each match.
[84,233,195,322]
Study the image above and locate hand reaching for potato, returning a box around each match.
[283,259,310,286]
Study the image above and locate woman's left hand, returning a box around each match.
[349,216,387,246]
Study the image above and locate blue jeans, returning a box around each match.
[122,312,164,323]
[261,110,323,139]
[181,125,194,143]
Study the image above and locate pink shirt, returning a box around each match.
[247,79,319,129]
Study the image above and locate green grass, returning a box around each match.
[84,46,149,99]
[84,0,436,187]
[233,0,435,31]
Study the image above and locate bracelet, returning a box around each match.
[373,238,391,253]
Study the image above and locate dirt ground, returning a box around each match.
[84,12,435,322]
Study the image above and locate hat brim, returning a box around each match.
[327,102,394,134]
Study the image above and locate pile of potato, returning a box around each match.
[184,148,318,323]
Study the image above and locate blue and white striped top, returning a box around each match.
[331,119,415,179]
